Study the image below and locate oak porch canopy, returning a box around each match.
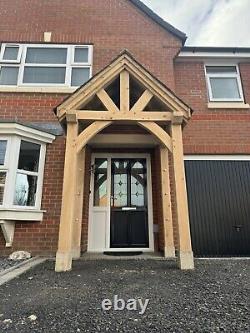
[55,51,194,272]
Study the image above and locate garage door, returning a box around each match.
[185,159,250,257]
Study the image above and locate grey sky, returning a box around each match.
[141,0,250,46]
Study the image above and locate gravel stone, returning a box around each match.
[0,259,249,332]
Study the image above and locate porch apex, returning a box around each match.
[55,50,192,124]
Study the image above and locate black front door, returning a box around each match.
[110,158,149,248]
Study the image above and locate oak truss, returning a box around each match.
[55,51,194,272]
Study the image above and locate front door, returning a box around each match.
[88,154,153,252]
[110,158,149,248]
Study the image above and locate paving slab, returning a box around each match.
[0,259,249,332]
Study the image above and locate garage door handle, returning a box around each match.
[233,225,243,232]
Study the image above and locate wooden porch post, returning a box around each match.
[171,120,194,270]
[55,121,78,272]
[71,147,86,259]
[159,147,175,258]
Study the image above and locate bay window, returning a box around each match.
[0,43,92,87]
[0,123,55,247]
[0,123,55,215]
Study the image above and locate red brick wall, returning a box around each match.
[0,0,182,255]
[0,137,66,255]
[174,62,250,154]
[1,0,249,256]
[0,0,181,89]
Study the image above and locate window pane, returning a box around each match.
[71,68,90,86]
[94,159,108,207]
[18,141,40,172]
[0,140,7,165]
[23,67,66,84]
[0,187,4,205]
[131,160,146,207]
[113,161,128,207]
[74,47,88,63]
[0,172,6,205]
[14,173,37,206]
[206,66,237,74]
[0,67,18,85]
[210,77,241,99]
[26,48,67,64]
[3,46,19,61]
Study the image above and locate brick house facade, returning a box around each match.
[0,0,249,270]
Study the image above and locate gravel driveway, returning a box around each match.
[0,259,249,332]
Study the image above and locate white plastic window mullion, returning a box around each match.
[35,144,46,209]
[65,45,72,87]
[4,137,20,208]
[0,137,10,206]
[18,45,27,86]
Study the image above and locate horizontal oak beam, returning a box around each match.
[76,110,172,122]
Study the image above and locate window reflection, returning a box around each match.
[14,173,37,206]
[93,159,107,207]
[0,172,6,205]
[18,140,40,172]
[113,161,128,207]
[131,160,146,207]
[0,140,7,165]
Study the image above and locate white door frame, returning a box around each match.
[87,153,154,252]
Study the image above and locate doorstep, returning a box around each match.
[77,252,172,261]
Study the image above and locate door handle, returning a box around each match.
[233,225,243,232]
[110,195,117,206]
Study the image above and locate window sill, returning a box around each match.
[208,102,250,109]
[0,86,77,94]
[0,208,45,221]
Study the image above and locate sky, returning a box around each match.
[141,0,250,46]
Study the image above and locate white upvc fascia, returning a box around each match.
[0,123,55,143]
[184,155,250,161]
[177,51,250,60]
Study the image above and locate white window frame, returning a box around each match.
[0,123,55,214]
[0,44,22,63]
[0,137,11,206]
[204,63,244,102]
[0,43,93,88]
[0,136,46,210]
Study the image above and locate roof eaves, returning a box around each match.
[181,46,250,53]
[128,0,187,44]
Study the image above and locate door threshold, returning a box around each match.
[102,249,153,253]
[103,251,143,256]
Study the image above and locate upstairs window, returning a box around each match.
[0,43,93,87]
[205,65,244,102]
